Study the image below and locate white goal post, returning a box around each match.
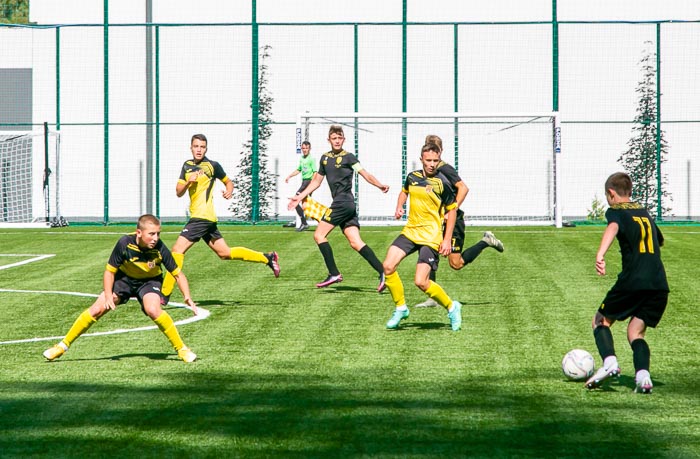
[296,112,562,227]
[0,128,64,228]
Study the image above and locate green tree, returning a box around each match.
[0,0,30,24]
[617,41,671,218]
[230,45,277,221]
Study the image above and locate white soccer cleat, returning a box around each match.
[585,365,621,389]
[177,346,197,363]
[482,231,504,252]
[43,344,66,361]
[414,297,439,308]
[635,371,653,394]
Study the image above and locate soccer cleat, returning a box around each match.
[415,297,439,308]
[296,224,309,232]
[377,272,387,293]
[482,231,504,252]
[177,346,197,363]
[386,308,410,329]
[585,365,621,389]
[43,344,66,361]
[316,274,343,288]
[635,372,653,394]
[266,252,280,278]
[447,301,462,331]
[282,221,296,228]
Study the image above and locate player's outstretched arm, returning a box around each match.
[358,169,389,193]
[595,222,618,276]
[289,172,323,209]
[174,271,198,315]
[394,191,408,219]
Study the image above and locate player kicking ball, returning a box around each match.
[43,214,199,363]
[382,142,462,331]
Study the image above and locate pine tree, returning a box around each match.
[617,41,671,218]
[230,45,277,221]
[0,0,30,24]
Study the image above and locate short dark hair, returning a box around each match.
[137,214,161,230]
[421,142,441,156]
[191,133,207,145]
[302,140,311,147]
[424,135,443,153]
[605,172,632,197]
[328,125,344,137]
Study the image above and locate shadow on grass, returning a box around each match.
[0,371,687,458]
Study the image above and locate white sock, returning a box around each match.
[603,355,618,371]
[396,305,408,311]
[635,369,651,383]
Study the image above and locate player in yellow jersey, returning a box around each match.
[43,214,198,363]
[382,143,462,331]
[161,134,280,303]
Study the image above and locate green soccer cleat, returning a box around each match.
[447,301,462,331]
[386,308,409,329]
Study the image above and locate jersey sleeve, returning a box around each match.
[437,162,463,187]
[158,241,181,276]
[439,174,457,210]
[402,173,412,193]
[212,160,228,182]
[105,236,129,273]
[177,162,189,185]
[317,155,327,176]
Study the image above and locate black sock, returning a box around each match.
[630,338,651,373]
[461,241,488,265]
[318,242,340,276]
[358,245,384,274]
[295,204,307,225]
[429,269,436,282]
[593,326,616,360]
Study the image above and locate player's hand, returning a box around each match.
[439,239,451,256]
[184,298,198,315]
[221,189,232,200]
[379,184,390,193]
[285,177,290,183]
[288,196,300,210]
[103,298,117,311]
[595,258,606,276]
[187,170,201,183]
[394,208,404,219]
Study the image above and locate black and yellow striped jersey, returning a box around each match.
[178,156,228,222]
[400,170,457,250]
[106,234,180,280]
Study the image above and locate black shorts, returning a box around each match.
[296,179,312,195]
[392,234,440,272]
[322,201,359,230]
[445,209,466,253]
[598,288,668,328]
[179,218,222,244]
[113,273,164,312]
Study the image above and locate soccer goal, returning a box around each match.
[296,112,562,227]
[0,127,65,228]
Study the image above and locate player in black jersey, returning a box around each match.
[288,125,389,290]
[43,214,199,363]
[414,135,504,308]
[584,172,669,393]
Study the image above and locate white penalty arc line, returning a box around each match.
[0,254,56,271]
[0,288,210,345]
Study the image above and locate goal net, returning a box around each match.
[296,112,562,227]
[0,129,64,228]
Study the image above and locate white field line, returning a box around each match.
[0,254,56,270]
[0,285,210,345]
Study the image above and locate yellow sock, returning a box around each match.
[230,247,268,263]
[425,281,453,309]
[61,309,97,347]
[385,272,406,307]
[161,252,184,296]
[153,311,185,351]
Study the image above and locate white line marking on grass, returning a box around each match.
[0,288,210,345]
[0,254,56,271]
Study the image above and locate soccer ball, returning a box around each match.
[561,349,595,381]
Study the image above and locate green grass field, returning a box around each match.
[1,225,699,458]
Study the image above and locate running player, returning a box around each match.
[288,125,389,290]
[161,134,280,302]
[584,172,669,393]
[383,142,462,331]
